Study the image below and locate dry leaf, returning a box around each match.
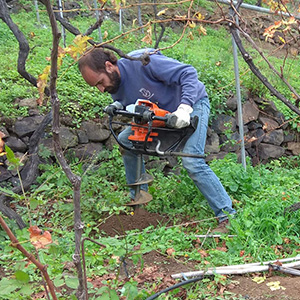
[216,246,227,252]
[166,248,175,256]
[197,249,208,257]
[29,225,52,249]
[0,133,5,153]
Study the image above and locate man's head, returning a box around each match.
[78,47,121,94]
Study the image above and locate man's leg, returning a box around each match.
[181,97,236,222]
[118,127,148,199]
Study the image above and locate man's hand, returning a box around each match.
[104,101,124,116]
[167,104,193,128]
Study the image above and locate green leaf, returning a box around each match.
[0,278,19,295]
[30,198,39,210]
[96,289,119,300]
[15,270,30,283]
[64,277,79,289]
[54,277,65,287]
[19,284,32,295]
[4,144,20,166]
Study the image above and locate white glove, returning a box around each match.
[171,104,193,128]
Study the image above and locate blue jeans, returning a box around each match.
[118,97,236,222]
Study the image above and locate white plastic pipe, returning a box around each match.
[171,256,300,279]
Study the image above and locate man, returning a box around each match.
[78,47,236,233]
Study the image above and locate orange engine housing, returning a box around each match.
[128,100,169,143]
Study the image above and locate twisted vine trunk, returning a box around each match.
[40,0,86,298]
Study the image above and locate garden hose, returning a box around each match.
[145,276,203,300]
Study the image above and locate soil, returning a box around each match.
[97,208,300,299]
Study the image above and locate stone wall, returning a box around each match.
[1,96,300,185]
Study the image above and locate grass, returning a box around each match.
[1,1,300,299]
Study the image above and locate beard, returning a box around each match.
[105,71,121,94]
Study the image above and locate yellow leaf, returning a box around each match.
[278,36,285,44]
[64,35,92,59]
[157,8,168,16]
[197,25,207,36]
[252,275,266,284]
[266,281,286,291]
[194,12,204,20]
[187,31,194,40]
[103,31,108,39]
[37,65,51,106]
[175,14,186,19]
[132,18,137,26]
[188,21,196,28]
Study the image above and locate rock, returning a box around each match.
[258,143,285,159]
[241,101,259,124]
[72,143,103,160]
[220,131,241,152]
[13,115,45,137]
[0,166,12,182]
[226,96,237,111]
[5,136,27,152]
[258,116,279,131]
[283,132,296,143]
[39,138,55,157]
[205,131,220,153]
[77,129,89,144]
[0,127,9,138]
[286,142,300,155]
[262,129,284,145]
[80,121,110,142]
[18,98,38,109]
[206,151,228,162]
[246,128,265,147]
[211,114,237,134]
[104,134,119,150]
[59,127,78,149]
[260,100,278,116]
[247,121,262,130]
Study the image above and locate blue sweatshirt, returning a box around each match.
[111,49,208,112]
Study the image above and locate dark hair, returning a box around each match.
[78,47,118,73]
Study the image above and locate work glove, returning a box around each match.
[167,104,193,128]
[104,101,123,116]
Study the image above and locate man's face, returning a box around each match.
[80,64,121,94]
[104,70,121,94]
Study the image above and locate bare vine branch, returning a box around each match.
[40,0,86,298]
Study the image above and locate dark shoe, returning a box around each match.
[212,219,230,234]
